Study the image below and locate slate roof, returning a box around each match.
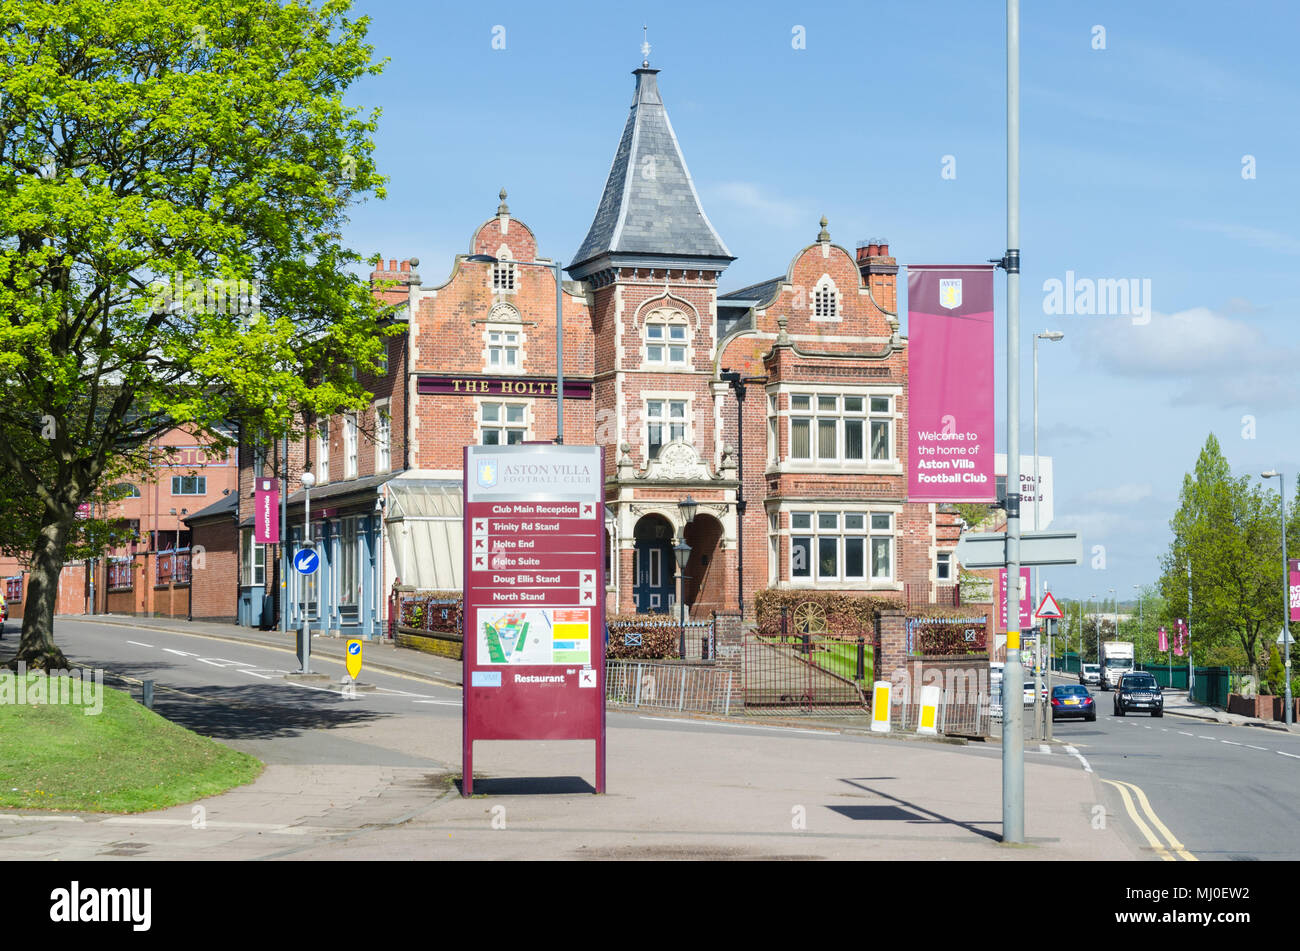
[718,276,784,308]
[183,491,238,525]
[568,68,733,279]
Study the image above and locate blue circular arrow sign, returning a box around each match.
[294,548,320,575]
[348,642,361,656]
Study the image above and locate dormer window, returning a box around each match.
[643,309,691,368]
[813,276,839,320]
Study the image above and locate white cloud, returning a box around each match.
[1069,305,1300,408]
[1181,222,1300,257]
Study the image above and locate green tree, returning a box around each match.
[0,0,390,667]
[1159,434,1280,682]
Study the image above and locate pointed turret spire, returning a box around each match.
[568,64,734,281]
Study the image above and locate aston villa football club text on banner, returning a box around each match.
[906,265,996,503]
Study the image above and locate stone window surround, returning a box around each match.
[482,316,527,374]
[767,382,903,474]
[640,307,693,370]
[768,501,902,589]
[373,398,392,474]
[476,396,534,446]
[641,390,694,463]
[810,273,841,322]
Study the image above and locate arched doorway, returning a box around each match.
[632,514,674,614]
[683,513,724,618]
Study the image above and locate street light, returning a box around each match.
[673,538,692,658]
[677,495,699,526]
[1033,330,1064,533]
[299,470,316,674]
[464,252,565,444]
[1263,469,1292,725]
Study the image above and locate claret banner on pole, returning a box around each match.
[906,265,996,503]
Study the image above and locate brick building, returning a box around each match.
[186,59,960,637]
[1,427,237,623]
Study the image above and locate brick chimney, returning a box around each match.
[369,254,421,307]
[856,237,898,315]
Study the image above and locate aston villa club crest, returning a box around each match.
[939,279,962,310]
[477,459,498,488]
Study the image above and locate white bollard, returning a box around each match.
[918,684,941,735]
[871,681,892,732]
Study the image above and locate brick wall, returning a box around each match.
[190,518,239,621]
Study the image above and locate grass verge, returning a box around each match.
[0,672,263,813]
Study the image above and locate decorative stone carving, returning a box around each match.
[617,443,635,480]
[637,440,713,482]
[488,302,521,323]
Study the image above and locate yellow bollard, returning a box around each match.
[918,684,941,735]
[871,681,892,733]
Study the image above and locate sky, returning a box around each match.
[340,0,1300,601]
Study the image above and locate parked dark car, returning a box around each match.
[1050,684,1096,721]
[1113,672,1163,717]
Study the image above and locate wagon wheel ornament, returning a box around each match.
[792,601,828,637]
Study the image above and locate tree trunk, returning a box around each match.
[10,516,72,671]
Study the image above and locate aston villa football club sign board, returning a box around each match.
[462,444,606,796]
[906,265,996,503]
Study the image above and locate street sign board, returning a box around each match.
[254,478,279,544]
[346,639,363,679]
[1035,591,1064,620]
[293,548,319,575]
[462,444,606,796]
[1290,559,1299,624]
[996,567,1033,631]
[954,530,1082,568]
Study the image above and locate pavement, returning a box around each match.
[0,614,1225,859]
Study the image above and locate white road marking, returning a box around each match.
[0,814,84,823]
[638,716,832,736]
[1199,735,1216,740]
[279,680,338,693]
[412,699,462,706]
[1063,745,1093,773]
[1039,744,1051,754]
[1179,731,1194,736]
[126,640,153,648]
[1246,744,1268,750]
[162,648,197,657]
[1221,740,1242,746]
[237,669,276,680]
[1279,751,1300,760]
[196,657,256,668]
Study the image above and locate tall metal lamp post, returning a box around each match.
[464,251,565,444]
[299,470,316,673]
[1263,470,1293,725]
[1032,330,1064,533]
[675,496,698,657]
[673,538,691,658]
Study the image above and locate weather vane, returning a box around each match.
[641,25,650,67]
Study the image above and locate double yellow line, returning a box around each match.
[1103,779,1196,861]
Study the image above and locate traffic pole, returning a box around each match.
[1001,0,1025,844]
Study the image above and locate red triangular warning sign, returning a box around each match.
[1035,591,1064,620]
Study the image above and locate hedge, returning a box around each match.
[400,591,462,635]
[911,617,989,655]
[752,589,903,637]
[605,612,699,660]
